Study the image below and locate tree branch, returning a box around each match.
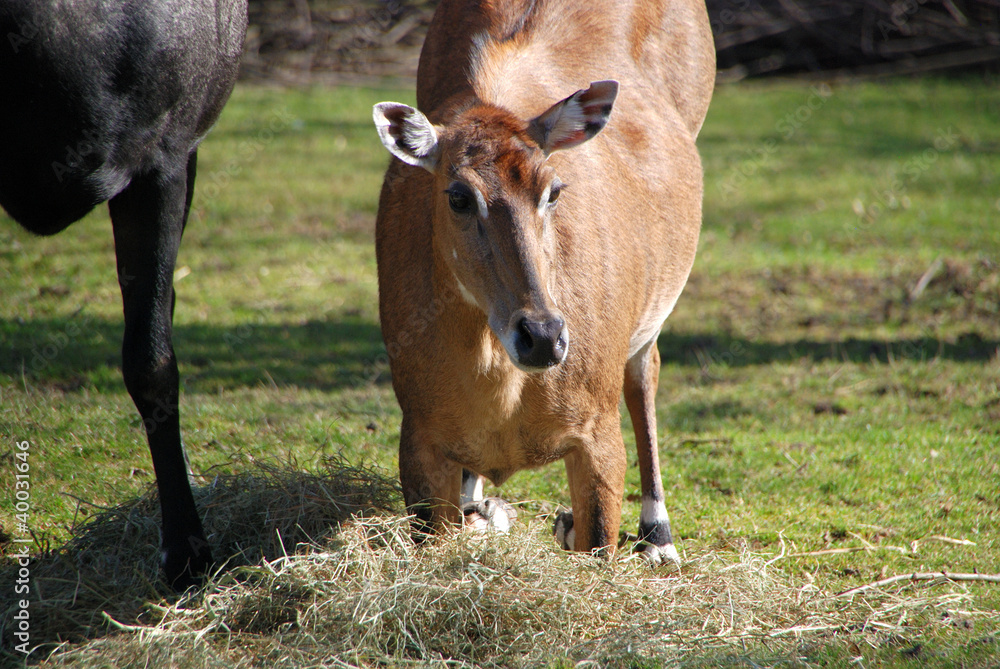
[837,571,1000,597]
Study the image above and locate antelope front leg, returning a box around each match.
[110,153,211,590]
[624,340,680,565]
[556,429,626,555]
[398,418,463,539]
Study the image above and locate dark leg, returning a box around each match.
[559,424,626,555]
[624,339,679,565]
[109,152,211,590]
[398,416,462,539]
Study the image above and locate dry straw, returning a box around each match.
[2,460,997,667]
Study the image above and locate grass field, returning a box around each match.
[1,77,999,667]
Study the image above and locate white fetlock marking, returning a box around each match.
[465,513,490,533]
[481,498,512,532]
[639,496,679,566]
[640,496,671,528]
[463,496,516,535]
[553,512,575,551]
[640,542,681,567]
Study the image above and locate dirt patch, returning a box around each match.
[679,258,1000,342]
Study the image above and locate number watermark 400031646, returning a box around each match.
[10,440,33,655]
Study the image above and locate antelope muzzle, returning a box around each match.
[510,309,568,370]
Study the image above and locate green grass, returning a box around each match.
[1,77,999,666]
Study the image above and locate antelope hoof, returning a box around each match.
[161,537,213,592]
[636,540,681,567]
[552,510,576,551]
[462,496,517,533]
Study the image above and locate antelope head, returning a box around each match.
[374,81,618,372]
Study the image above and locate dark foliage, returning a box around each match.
[242,0,1000,81]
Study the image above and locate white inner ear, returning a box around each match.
[531,80,619,155]
[373,103,440,171]
[401,117,438,158]
[546,100,585,149]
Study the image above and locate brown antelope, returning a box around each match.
[372,0,714,563]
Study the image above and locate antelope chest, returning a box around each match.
[432,357,584,485]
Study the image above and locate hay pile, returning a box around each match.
[0,458,398,659]
[3,461,996,667]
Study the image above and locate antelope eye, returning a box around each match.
[449,191,471,213]
[548,181,564,206]
[447,184,474,214]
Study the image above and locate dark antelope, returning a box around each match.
[372,0,714,561]
[1,0,247,589]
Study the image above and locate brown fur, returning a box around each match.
[377,0,714,552]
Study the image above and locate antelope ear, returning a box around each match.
[373,102,440,171]
[528,80,619,155]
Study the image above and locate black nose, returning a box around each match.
[514,315,567,369]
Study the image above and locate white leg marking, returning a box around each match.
[642,541,681,566]
[481,498,512,532]
[639,496,681,566]
[460,472,485,506]
[462,496,517,534]
[640,497,670,527]
[553,511,576,551]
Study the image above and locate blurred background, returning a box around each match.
[239,0,1000,83]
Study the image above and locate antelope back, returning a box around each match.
[417,0,714,136]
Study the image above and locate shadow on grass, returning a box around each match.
[0,459,400,665]
[3,312,995,395]
[658,330,999,368]
[0,314,388,394]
